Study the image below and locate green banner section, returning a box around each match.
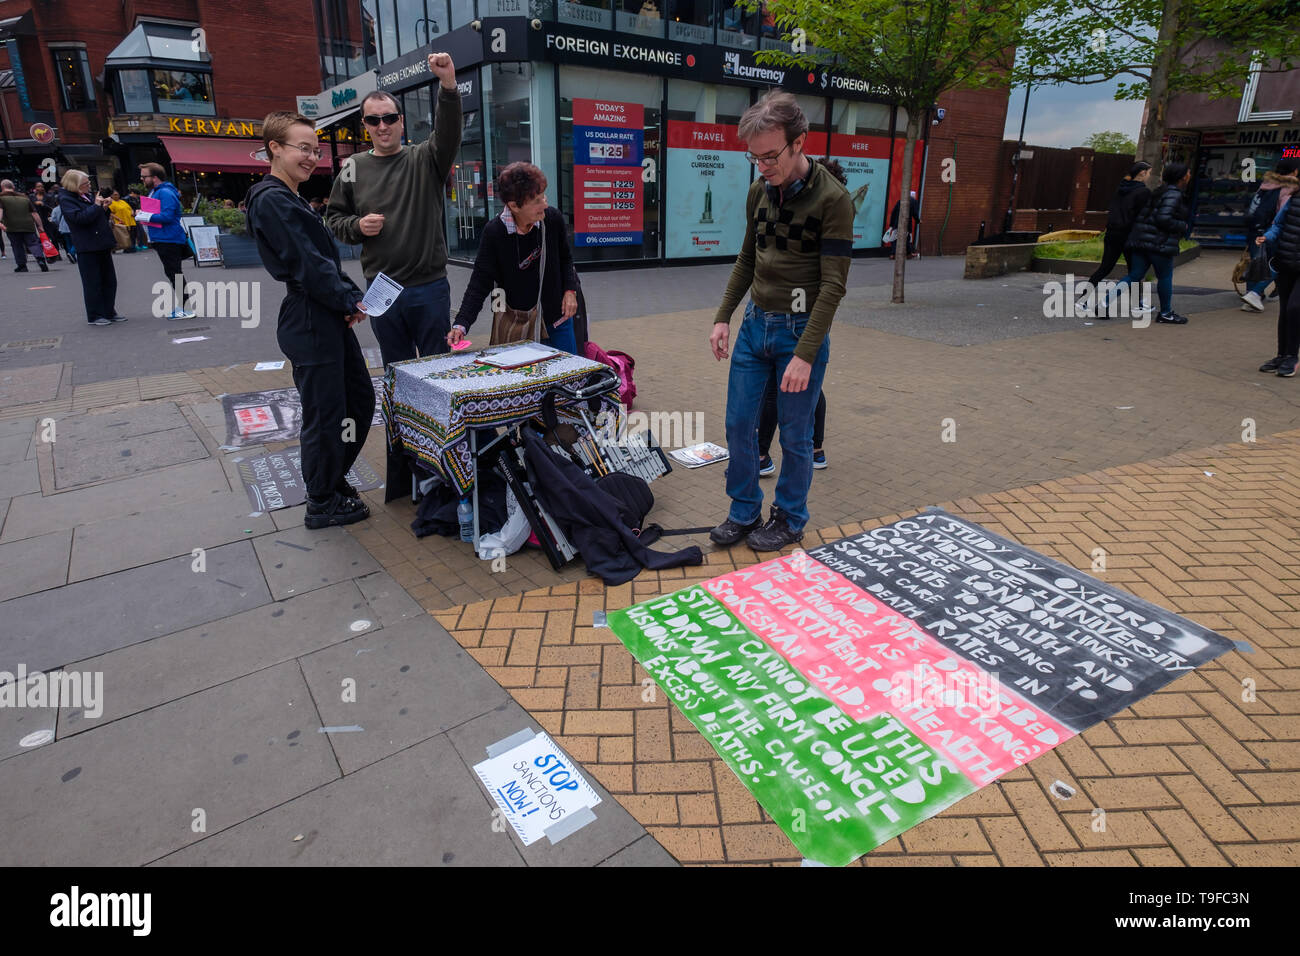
[609,584,976,866]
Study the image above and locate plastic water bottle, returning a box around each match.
[458,496,475,542]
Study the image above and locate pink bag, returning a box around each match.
[583,341,637,408]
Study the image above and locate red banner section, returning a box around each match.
[705,552,1074,786]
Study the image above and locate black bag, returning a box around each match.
[1245,188,1281,233]
[596,471,653,532]
[1246,242,1273,284]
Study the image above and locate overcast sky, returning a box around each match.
[1003,78,1147,148]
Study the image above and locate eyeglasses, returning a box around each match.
[276,142,323,160]
[745,143,791,167]
[363,112,402,127]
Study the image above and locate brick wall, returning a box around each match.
[919,85,1013,255]
[195,0,321,120]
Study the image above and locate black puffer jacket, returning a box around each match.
[1126,184,1189,257]
[1106,178,1151,232]
[1271,198,1300,274]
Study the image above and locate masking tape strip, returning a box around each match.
[485,727,536,759]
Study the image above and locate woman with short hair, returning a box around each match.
[57,169,123,326]
[448,162,581,354]
[244,110,375,529]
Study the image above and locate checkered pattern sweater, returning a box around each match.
[713,157,855,364]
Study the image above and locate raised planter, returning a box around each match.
[1032,244,1201,278]
[964,242,1038,279]
[217,233,261,268]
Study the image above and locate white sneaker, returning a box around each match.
[1241,291,1265,312]
[168,309,197,320]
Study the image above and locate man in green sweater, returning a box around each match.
[326,52,462,367]
[708,90,854,551]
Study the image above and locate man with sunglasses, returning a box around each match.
[707,90,853,552]
[326,52,461,368]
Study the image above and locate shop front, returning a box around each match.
[307,10,929,267]
[1168,124,1300,248]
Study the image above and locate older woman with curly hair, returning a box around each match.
[448,162,581,353]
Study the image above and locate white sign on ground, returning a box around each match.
[474,731,601,846]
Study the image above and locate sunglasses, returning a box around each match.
[363,112,402,127]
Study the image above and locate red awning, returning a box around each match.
[160,135,335,174]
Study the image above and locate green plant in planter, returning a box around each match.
[195,199,248,236]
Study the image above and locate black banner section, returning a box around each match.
[234,447,382,511]
[808,509,1235,731]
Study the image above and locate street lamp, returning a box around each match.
[415,17,440,47]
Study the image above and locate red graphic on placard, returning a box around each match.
[830,133,891,158]
[704,554,1075,786]
[574,166,642,235]
[234,405,277,435]
[666,121,745,152]
[573,98,643,129]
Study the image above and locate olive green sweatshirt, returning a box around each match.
[326,85,462,287]
[713,157,855,364]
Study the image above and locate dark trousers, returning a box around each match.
[153,241,191,306]
[1085,230,1130,288]
[758,374,827,457]
[370,276,451,365]
[9,232,44,267]
[292,329,375,501]
[1276,270,1300,358]
[76,249,118,322]
[370,276,450,500]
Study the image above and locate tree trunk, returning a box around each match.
[891,110,922,304]
[1136,0,1181,176]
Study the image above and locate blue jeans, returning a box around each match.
[724,300,830,532]
[1106,251,1173,315]
[1248,268,1275,297]
[371,276,451,365]
[543,317,578,354]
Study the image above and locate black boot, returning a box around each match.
[14,264,28,273]
[38,258,49,272]
[305,491,369,530]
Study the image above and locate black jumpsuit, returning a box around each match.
[245,175,375,503]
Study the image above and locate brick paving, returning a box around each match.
[27,251,1297,866]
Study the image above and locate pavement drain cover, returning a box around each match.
[0,337,62,351]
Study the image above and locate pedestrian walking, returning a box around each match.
[107,190,139,253]
[0,179,49,272]
[1255,184,1300,376]
[245,109,375,530]
[448,162,581,354]
[1095,162,1192,324]
[1077,161,1152,302]
[48,203,76,263]
[708,90,854,551]
[57,169,124,325]
[888,190,921,258]
[1240,157,1299,312]
[139,163,197,319]
[325,52,462,368]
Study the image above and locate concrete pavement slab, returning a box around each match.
[0,539,271,673]
[598,834,679,867]
[252,525,380,600]
[0,661,339,866]
[153,734,525,867]
[299,616,508,774]
[68,489,276,582]
[0,416,38,438]
[0,457,39,497]
[0,433,30,464]
[54,426,208,489]
[55,581,379,737]
[446,701,651,866]
[51,402,192,444]
[354,570,426,628]
[0,528,70,602]
[0,364,62,405]
[0,677,59,762]
[0,458,230,543]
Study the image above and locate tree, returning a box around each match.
[1013,0,1300,172]
[1083,130,1138,154]
[743,0,1034,303]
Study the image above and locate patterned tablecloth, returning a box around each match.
[382,344,618,495]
